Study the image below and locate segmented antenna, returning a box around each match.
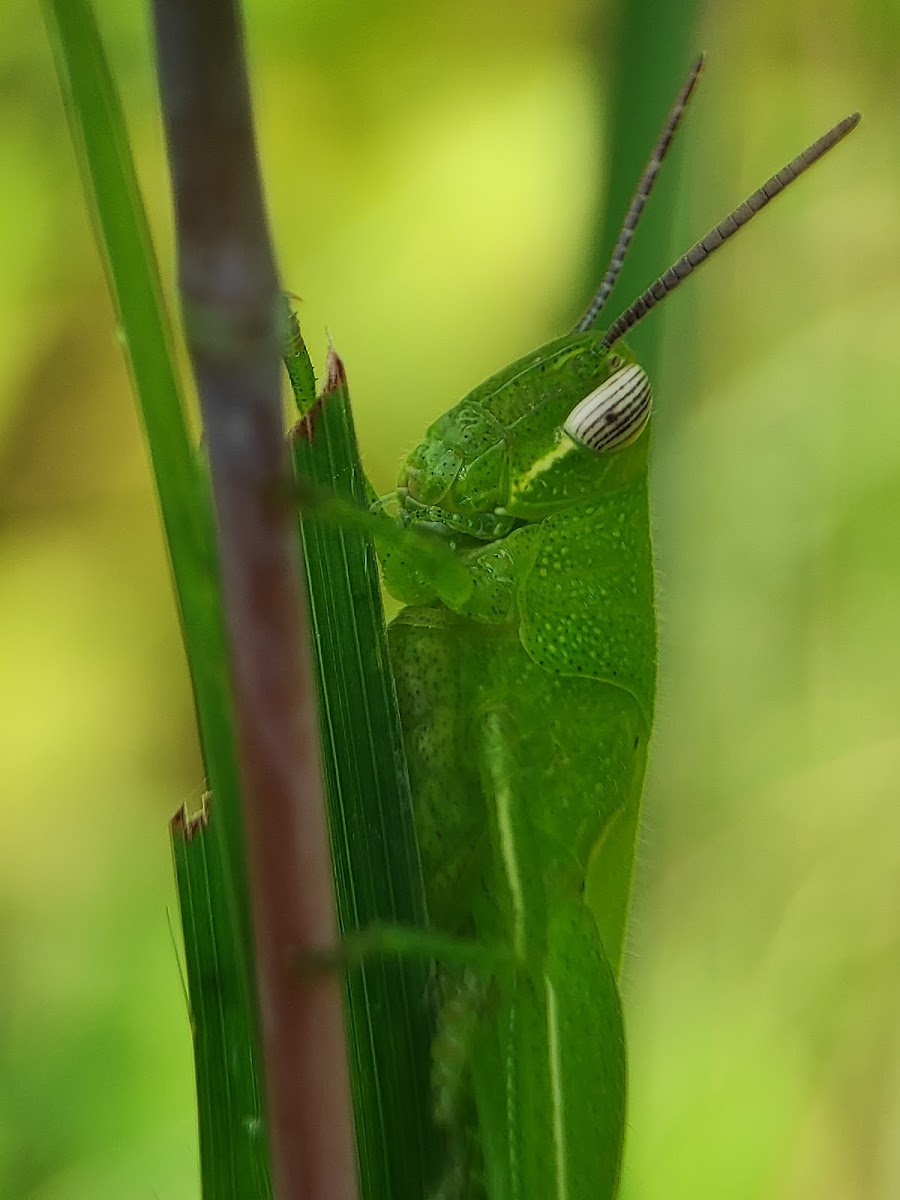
[576,54,705,333]
[600,112,861,350]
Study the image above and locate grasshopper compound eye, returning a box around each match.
[564,364,652,453]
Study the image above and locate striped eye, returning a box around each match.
[563,364,652,453]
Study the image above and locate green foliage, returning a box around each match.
[582,0,701,375]
[20,1,891,1198]
[42,2,271,1195]
[288,329,443,1199]
[171,803,272,1200]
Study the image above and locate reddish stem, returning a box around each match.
[150,3,358,1197]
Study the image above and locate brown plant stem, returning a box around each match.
[149,3,358,1197]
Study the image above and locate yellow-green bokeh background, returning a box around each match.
[2,1,898,1197]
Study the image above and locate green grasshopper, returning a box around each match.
[328,56,858,1200]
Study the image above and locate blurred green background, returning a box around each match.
[2,0,898,1197]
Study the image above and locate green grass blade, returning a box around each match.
[41,3,270,1194]
[288,337,442,1200]
[39,0,242,863]
[581,0,702,374]
[171,802,273,1200]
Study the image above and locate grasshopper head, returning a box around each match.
[501,357,652,518]
[397,399,517,540]
[395,335,652,538]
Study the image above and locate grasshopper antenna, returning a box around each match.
[576,53,705,333]
[600,111,861,349]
